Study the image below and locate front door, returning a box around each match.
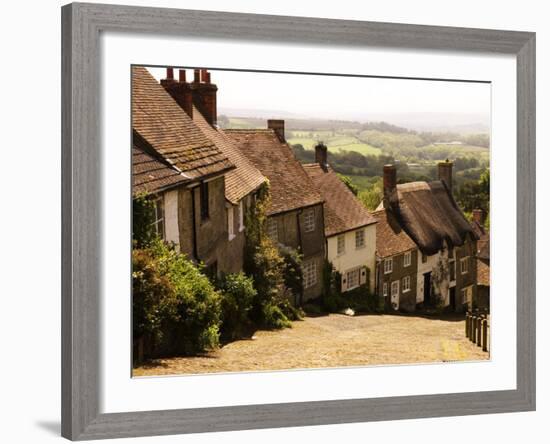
[423,272,432,306]
[450,287,456,311]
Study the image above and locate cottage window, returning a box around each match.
[267,218,278,241]
[461,286,472,305]
[346,268,360,291]
[227,206,235,241]
[199,182,209,221]
[402,275,411,292]
[337,234,346,255]
[355,229,365,249]
[383,258,393,274]
[383,282,388,297]
[404,251,412,267]
[151,196,165,239]
[460,257,469,274]
[449,259,456,281]
[391,280,399,298]
[304,209,315,233]
[238,200,245,232]
[303,260,317,289]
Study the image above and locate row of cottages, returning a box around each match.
[132,66,267,276]
[224,123,327,303]
[375,162,479,312]
[471,209,490,310]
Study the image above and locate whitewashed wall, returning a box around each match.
[163,190,180,248]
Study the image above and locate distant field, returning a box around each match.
[287,136,382,156]
[347,175,381,192]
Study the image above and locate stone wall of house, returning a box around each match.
[378,249,418,312]
[454,235,478,311]
[177,187,195,260]
[267,203,325,301]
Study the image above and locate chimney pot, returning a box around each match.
[267,119,285,143]
[383,164,397,200]
[315,142,328,170]
[205,72,211,84]
[166,67,174,80]
[178,69,186,83]
[438,159,454,194]
[193,69,200,83]
[201,69,208,83]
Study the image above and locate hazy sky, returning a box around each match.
[148,67,491,130]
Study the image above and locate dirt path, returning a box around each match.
[133,313,489,376]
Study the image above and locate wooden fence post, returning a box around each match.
[471,315,477,342]
[465,312,470,338]
[482,318,488,352]
[476,316,482,346]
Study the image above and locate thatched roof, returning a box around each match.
[382,180,477,256]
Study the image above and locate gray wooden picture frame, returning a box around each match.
[61,2,536,440]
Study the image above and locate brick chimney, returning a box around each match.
[383,164,397,201]
[472,208,487,225]
[267,119,285,143]
[160,68,194,118]
[315,142,328,170]
[192,68,217,126]
[438,159,453,194]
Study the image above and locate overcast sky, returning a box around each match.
[148,67,490,130]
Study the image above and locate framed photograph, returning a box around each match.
[61,2,535,440]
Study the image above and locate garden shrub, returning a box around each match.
[132,192,158,248]
[261,304,292,329]
[133,238,222,357]
[218,272,256,340]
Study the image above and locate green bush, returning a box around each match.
[262,304,292,329]
[218,272,256,340]
[133,193,158,248]
[133,239,222,357]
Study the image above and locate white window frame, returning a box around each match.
[151,195,165,239]
[238,200,245,232]
[391,280,399,298]
[383,282,388,297]
[267,218,278,241]
[402,275,411,292]
[461,285,472,305]
[303,260,317,289]
[227,206,235,241]
[383,257,393,274]
[449,259,456,281]
[460,257,469,274]
[337,234,346,255]
[303,209,315,233]
[346,268,360,291]
[355,228,365,249]
[403,251,412,267]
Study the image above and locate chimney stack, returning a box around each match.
[438,159,453,194]
[472,208,487,225]
[267,119,285,143]
[315,142,328,170]
[191,69,217,126]
[383,164,397,201]
[160,68,193,118]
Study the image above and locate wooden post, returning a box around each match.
[471,315,477,342]
[465,312,470,338]
[482,319,488,352]
[476,317,482,346]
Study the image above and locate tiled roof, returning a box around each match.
[132,66,234,181]
[380,181,477,256]
[192,107,266,204]
[303,164,377,237]
[132,142,188,195]
[225,129,323,215]
[477,258,490,286]
[372,209,417,258]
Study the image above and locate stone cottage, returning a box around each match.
[377,162,478,312]
[226,121,326,303]
[132,66,239,276]
[303,143,378,293]
[159,68,267,274]
[372,207,419,312]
